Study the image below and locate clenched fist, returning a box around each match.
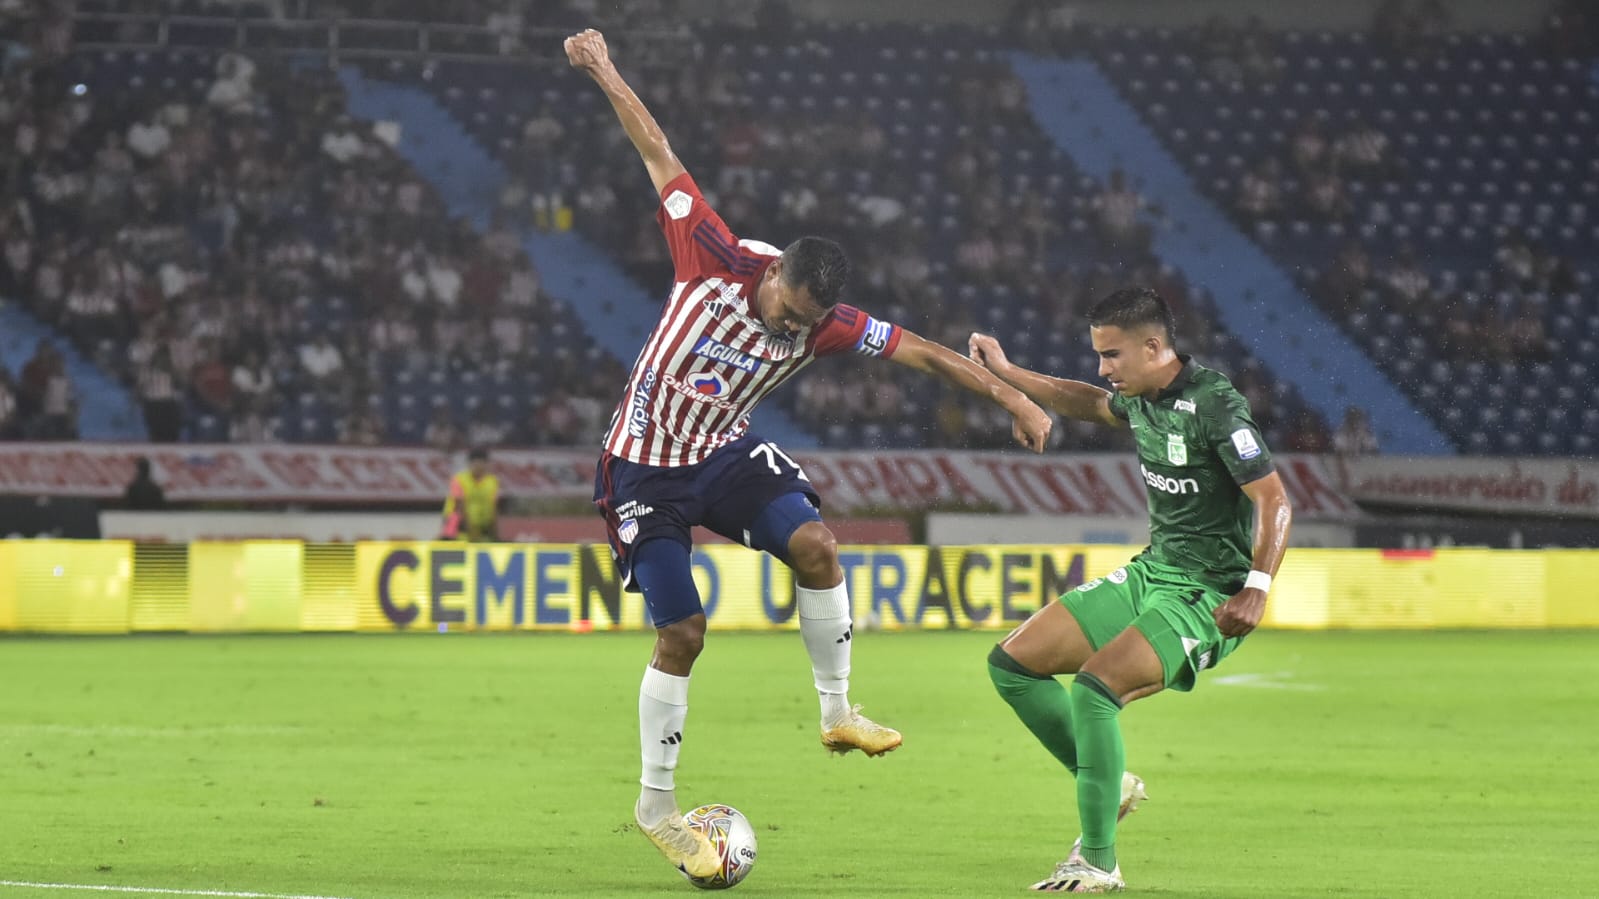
[564,28,612,75]
[968,331,1012,376]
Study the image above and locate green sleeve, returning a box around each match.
[1107,389,1130,422]
[1198,389,1275,486]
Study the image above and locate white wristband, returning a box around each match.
[1244,570,1272,593]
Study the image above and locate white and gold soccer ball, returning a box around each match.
[681,803,757,890]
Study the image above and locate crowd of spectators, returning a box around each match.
[0,3,626,447]
[2,0,1332,453]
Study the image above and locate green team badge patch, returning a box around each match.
[1166,433,1187,465]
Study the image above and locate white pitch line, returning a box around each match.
[1211,671,1324,691]
[0,881,356,899]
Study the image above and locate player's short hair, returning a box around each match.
[1087,287,1177,348]
[779,236,850,309]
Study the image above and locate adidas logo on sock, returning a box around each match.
[836,626,852,644]
[660,731,683,746]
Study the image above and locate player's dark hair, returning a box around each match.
[1087,287,1177,348]
[779,236,850,309]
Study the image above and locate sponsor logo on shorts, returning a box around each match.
[1141,463,1200,495]
[627,369,657,439]
[692,336,762,373]
[615,501,655,519]
[1231,428,1262,460]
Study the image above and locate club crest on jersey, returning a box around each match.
[759,332,796,360]
[1167,433,1188,465]
[688,372,728,397]
[618,519,640,545]
[692,336,761,373]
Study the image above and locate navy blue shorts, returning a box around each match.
[593,434,822,594]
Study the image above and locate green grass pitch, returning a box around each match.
[2,630,1596,898]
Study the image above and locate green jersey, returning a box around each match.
[1108,355,1275,590]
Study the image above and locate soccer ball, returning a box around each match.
[680,803,757,890]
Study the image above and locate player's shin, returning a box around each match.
[637,665,690,824]
[796,581,852,727]
[1069,672,1126,874]
[987,645,1079,774]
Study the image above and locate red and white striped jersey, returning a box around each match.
[601,172,903,467]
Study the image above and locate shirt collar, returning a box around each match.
[1152,354,1196,402]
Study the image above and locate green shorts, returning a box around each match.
[1059,557,1245,692]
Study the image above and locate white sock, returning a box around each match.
[638,666,689,823]
[797,580,853,728]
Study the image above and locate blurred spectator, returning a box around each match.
[1332,406,1380,456]
[424,406,462,452]
[299,334,344,385]
[137,348,183,443]
[1092,169,1152,255]
[0,366,19,440]
[122,456,167,510]
[1236,158,1282,220]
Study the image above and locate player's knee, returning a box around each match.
[656,616,706,663]
[786,524,839,582]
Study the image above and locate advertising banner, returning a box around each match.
[1332,457,1599,520]
[2,444,1354,518]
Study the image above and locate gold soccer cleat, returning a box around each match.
[819,705,903,757]
[635,808,721,879]
[1030,860,1125,893]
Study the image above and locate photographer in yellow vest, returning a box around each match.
[441,447,500,542]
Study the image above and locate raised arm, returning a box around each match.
[888,330,1053,453]
[564,28,687,194]
[968,332,1123,427]
[1212,471,1293,638]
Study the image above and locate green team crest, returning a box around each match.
[1166,433,1187,465]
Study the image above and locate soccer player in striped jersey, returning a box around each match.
[564,28,1054,878]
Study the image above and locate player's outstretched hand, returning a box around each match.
[564,28,612,75]
[968,331,1011,375]
[1213,588,1266,637]
[1011,400,1052,454]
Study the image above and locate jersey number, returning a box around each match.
[749,442,810,481]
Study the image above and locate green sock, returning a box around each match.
[1070,672,1125,873]
[987,645,1077,775]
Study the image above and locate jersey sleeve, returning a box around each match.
[655,172,742,281]
[809,304,903,358]
[1107,390,1131,422]
[1198,389,1275,486]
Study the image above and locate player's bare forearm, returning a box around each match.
[1243,471,1293,577]
[894,332,1029,412]
[891,332,1052,452]
[1005,369,1118,426]
[967,331,1120,426]
[1214,471,1292,637]
[564,28,686,193]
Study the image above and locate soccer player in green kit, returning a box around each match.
[968,287,1293,893]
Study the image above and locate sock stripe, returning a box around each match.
[987,644,1050,680]
[1073,671,1124,709]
